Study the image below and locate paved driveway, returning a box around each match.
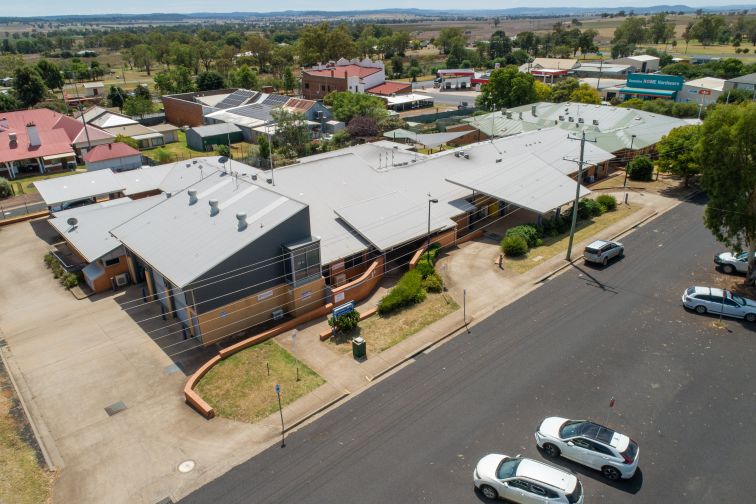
[0,220,289,503]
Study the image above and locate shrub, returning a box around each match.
[422,272,443,293]
[216,144,231,157]
[0,177,11,198]
[415,259,435,279]
[578,199,605,219]
[505,224,541,248]
[154,147,173,164]
[501,235,528,257]
[627,155,654,181]
[328,309,360,333]
[595,194,617,211]
[378,269,425,315]
[61,273,79,289]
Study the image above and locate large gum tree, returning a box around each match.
[699,103,756,284]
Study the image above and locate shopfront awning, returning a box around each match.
[618,87,677,98]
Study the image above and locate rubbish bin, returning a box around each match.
[352,336,366,359]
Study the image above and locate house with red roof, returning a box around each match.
[0,109,78,179]
[84,142,143,172]
[301,58,387,100]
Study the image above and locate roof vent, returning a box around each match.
[236,212,247,231]
[463,153,470,160]
[578,118,584,124]
[188,189,198,205]
[568,117,574,122]
[506,112,512,119]
[165,192,172,198]
[559,116,565,121]
[531,105,537,116]
[495,158,502,163]
[209,199,219,216]
[592,119,599,126]
[8,132,17,144]
[193,160,198,164]
[518,112,523,119]
[266,178,273,184]
[251,173,257,180]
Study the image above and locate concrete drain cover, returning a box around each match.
[178,460,195,473]
[104,401,127,416]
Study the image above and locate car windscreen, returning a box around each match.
[622,440,639,461]
[496,458,521,480]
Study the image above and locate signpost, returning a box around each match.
[698,89,712,95]
[275,384,285,447]
[332,301,355,319]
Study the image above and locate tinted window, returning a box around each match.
[585,247,600,254]
[622,440,639,461]
[592,442,614,456]
[530,484,547,496]
[508,479,529,490]
[497,458,522,480]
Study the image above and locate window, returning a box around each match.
[507,479,529,490]
[321,85,326,91]
[530,485,547,496]
[304,83,309,89]
[344,252,365,270]
[103,257,120,267]
[572,438,592,449]
[284,241,321,285]
[496,459,521,480]
[593,442,614,456]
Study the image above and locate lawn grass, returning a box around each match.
[0,362,53,504]
[195,340,324,423]
[329,293,459,355]
[141,130,257,164]
[504,203,642,274]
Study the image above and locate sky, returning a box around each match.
[3,1,753,17]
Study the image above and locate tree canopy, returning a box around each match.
[13,66,47,107]
[476,65,536,110]
[656,125,701,187]
[699,103,756,282]
[326,91,387,123]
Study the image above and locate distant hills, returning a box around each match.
[1,5,754,23]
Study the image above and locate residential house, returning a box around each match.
[78,106,173,149]
[301,58,386,100]
[84,142,143,172]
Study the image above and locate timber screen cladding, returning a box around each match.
[284,239,321,286]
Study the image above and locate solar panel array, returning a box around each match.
[262,94,290,107]
[229,103,275,122]
[215,89,258,110]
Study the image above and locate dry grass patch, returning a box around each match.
[195,340,324,423]
[590,173,693,196]
[0,363,53,504]
[505,203,642,274]
[329,293,459,355]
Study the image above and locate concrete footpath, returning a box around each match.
[0,187,686,504]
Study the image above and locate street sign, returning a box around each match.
[332,301,355,319]
[698,89,711,95]
[275,383,280,394]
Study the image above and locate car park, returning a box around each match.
[474,454,584,503]
[681,286,756,322]
[714,251,749,275]
[535,417,639,481]
[583,240,624,266]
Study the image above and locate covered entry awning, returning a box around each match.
[43,152,76,161]
[618,87,676,98]
[445,153,590,215]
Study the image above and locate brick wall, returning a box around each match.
[302,73,347,100]
[162,96,204,127]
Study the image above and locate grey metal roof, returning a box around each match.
[113,166,173,196]
[383,128,469,149]
[50,195,165,263]
[111,170,306,288]
[34,170,126,206]
[445,152,590,215]
[189,123,242,137]
[727,72,756,85]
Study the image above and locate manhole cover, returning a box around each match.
[104,401,127,416]
[178,460,195,473]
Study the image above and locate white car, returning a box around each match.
[535,417,639,481]
[583,239,624,266]
[682,286,756,322]
[714,251,749,275]
[474,454,584,503]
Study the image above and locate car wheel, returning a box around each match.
[619,248,624,258]
[695,305,707,314]
[723,264,735,274]
[602,466,622,481]
[746,313,756,323]
[479,484,498,500]
[602,256,608,266]
[543,443,561,458]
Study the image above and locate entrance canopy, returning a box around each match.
[618,87,677,98]
[445,152,590,215]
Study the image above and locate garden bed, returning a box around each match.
[328,293,459,355]
[194,340,324,423]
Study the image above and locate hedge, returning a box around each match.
[378,269,426,315]
[328,309,361,333]
[578,199,605,220]
[0,177,11,198]
[422,272,444,293]
[505,224,541,248]
[627,156,654,181]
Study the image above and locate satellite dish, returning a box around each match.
[66,217,78,227]
[218,156,229,164]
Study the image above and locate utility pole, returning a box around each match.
[564,131,597,261]
[596,58,604,92]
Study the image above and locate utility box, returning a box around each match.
[352,336,366,359]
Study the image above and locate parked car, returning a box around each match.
[714,251,749,275]
[474,454,584,503]
[681,286,756,322]
[535,417,639,481]
[457,101,470,109]
[583,239,624,266]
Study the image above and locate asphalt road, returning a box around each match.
[181,195,756,504]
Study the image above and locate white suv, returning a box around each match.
[474,454,584,503]
[535,417,639,481]
[583,239,624,265]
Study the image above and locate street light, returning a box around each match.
[622,134,637,190]
[427,195,439,262]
